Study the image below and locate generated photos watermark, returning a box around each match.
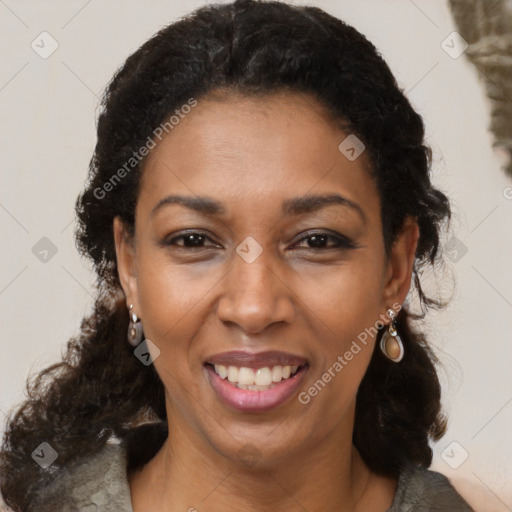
[298,301,402,405]
[93,97,198,200]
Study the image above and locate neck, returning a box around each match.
[128,407,395,512]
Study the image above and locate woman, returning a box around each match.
[0,1,474,510]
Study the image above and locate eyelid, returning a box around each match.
[291,230,357,249]
[163,230,220,247]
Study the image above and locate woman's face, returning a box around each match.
[115,90,418,468]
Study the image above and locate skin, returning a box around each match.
[114,90,420,512]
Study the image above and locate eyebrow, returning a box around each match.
[151,193,366,223]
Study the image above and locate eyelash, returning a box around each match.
[163,230,356,251]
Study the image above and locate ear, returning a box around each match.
[381,216,420,313]
[113,216,139,312]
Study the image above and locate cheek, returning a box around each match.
[135,247,220,340]
[297,268,381,431]
[303,259,384,341]
[134,250,213,401]
[298,257,384,404]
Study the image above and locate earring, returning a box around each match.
[380,308,404,363]
[127,304,143,346]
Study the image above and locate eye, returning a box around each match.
[163,231,220,249]
[291,231,356,250]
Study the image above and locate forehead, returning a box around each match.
[138,91,379,224]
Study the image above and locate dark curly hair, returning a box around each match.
[0,1,452,510]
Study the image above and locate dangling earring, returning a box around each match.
[380,308,404,363]
[127,304,143,346]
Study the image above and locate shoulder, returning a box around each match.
[31,440,133,512]
[388,464,474,512]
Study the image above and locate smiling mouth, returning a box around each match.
[205,363,304,390]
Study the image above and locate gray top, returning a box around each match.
[32,440,474,511]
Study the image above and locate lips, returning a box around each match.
[204,350,309,412]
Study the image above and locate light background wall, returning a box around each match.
[1,1,511,510]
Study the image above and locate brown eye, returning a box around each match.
[164,231,219,249]
[292,231,356,250]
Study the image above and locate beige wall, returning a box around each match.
[1,1,511,510]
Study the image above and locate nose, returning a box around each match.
[216,246,295,335]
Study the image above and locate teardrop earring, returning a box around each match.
[127,304,143,346]
[379,308,404,363]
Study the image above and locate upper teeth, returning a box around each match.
[214,364,299,389]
